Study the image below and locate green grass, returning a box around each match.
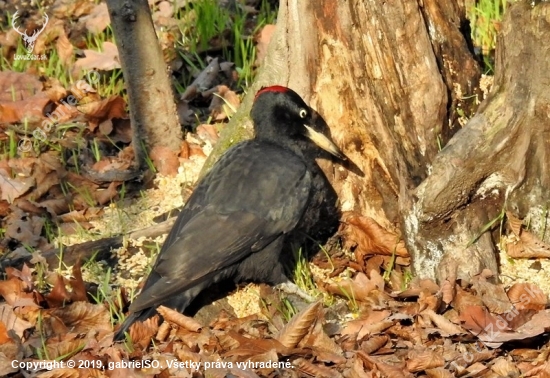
[292,247,318,296]
[276,296,297,322]
[467,206,505,248]
[88,267,126,325]
[176,0,276,90]
[337,283,359,314]
[467,0,509,72]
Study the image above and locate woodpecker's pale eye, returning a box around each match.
[299,109,308,118]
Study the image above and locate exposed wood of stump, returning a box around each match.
[208,0,489,281]
[408,3,550,281]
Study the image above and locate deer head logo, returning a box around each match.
[12,11,49,54]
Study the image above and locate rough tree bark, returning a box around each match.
[106,0,181,169]
[410,2,550,281]
[208,0,550,283]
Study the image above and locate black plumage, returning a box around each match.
[114,86,343,340]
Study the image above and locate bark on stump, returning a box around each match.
[209,1,550,282]
[410,2,550,281]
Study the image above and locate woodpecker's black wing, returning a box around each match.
[127,140,312,314]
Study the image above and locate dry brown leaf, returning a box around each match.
[0,351,19,375]
[357,351,410,377]
[0,92,51,123]
[157,305,202,332]
[101,345,147,378]
[43,78,68,104]
[458,305,509,335]
[0,304,33,340]
[243,348,280,376]
[77,95,127,123]
[0,200,10,217]
[395,278,440,298]
[506,213,550,258]
[45,338,85,360]
[27,15,57,54]
[342,310,393,340]
[57,223,91,238]
[361,334,389,354]
[471,275,513,314]
[196,124,220,145]
[209,85,240,121]
[451,285,484,313]
[491,356,521,377]
[174,344,202,368]
[294,357,342,378]
[91,157,131,173]
[188,142,207,157]
[507,283,547,311]
[81,3,110,34]
[153,1,175,21]
[69,262,88,302]
[325,271,384,302]
[421,309,465,336]
[74,41,121,72]
[507,212,523,236]
[0,272,37,307]
[483,309,550,345]
[127,315,159,350]
[35,367,80,378]
[463,362,489,376]
[204,367,231,378]
[425,367,454,378]
[0,168,34,202]
[0,317,10,345]
[407,348,445,372]
[217,332,241,351]
[58,207,104,223]
[340,213,409,273]
[50,302,111,334]
[276,301,321,349]
[346,356,367,377]
[0,71,43,102]
[150,146,180,176]
[222,331,287,358]
[440,278,455,305]
[46,274,73,307]
[521,360,550,377]
[55,29,74,66]
[418,289,441,312]
[92,181,121,206]
[302,320,343,359]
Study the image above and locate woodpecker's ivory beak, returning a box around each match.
[304,125,346,160]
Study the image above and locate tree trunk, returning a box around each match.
[106,0,182,169]
[209,0,550,283]
[410,2,550,281]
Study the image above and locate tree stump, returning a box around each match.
[410,2,550,281]
[209,1,550,283]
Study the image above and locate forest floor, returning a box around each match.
[1,0,550,377]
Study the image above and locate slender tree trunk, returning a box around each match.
[106,0,182,169]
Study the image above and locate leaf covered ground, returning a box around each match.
[1,0,550,377]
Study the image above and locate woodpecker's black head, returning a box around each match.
[251,86,345,159]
